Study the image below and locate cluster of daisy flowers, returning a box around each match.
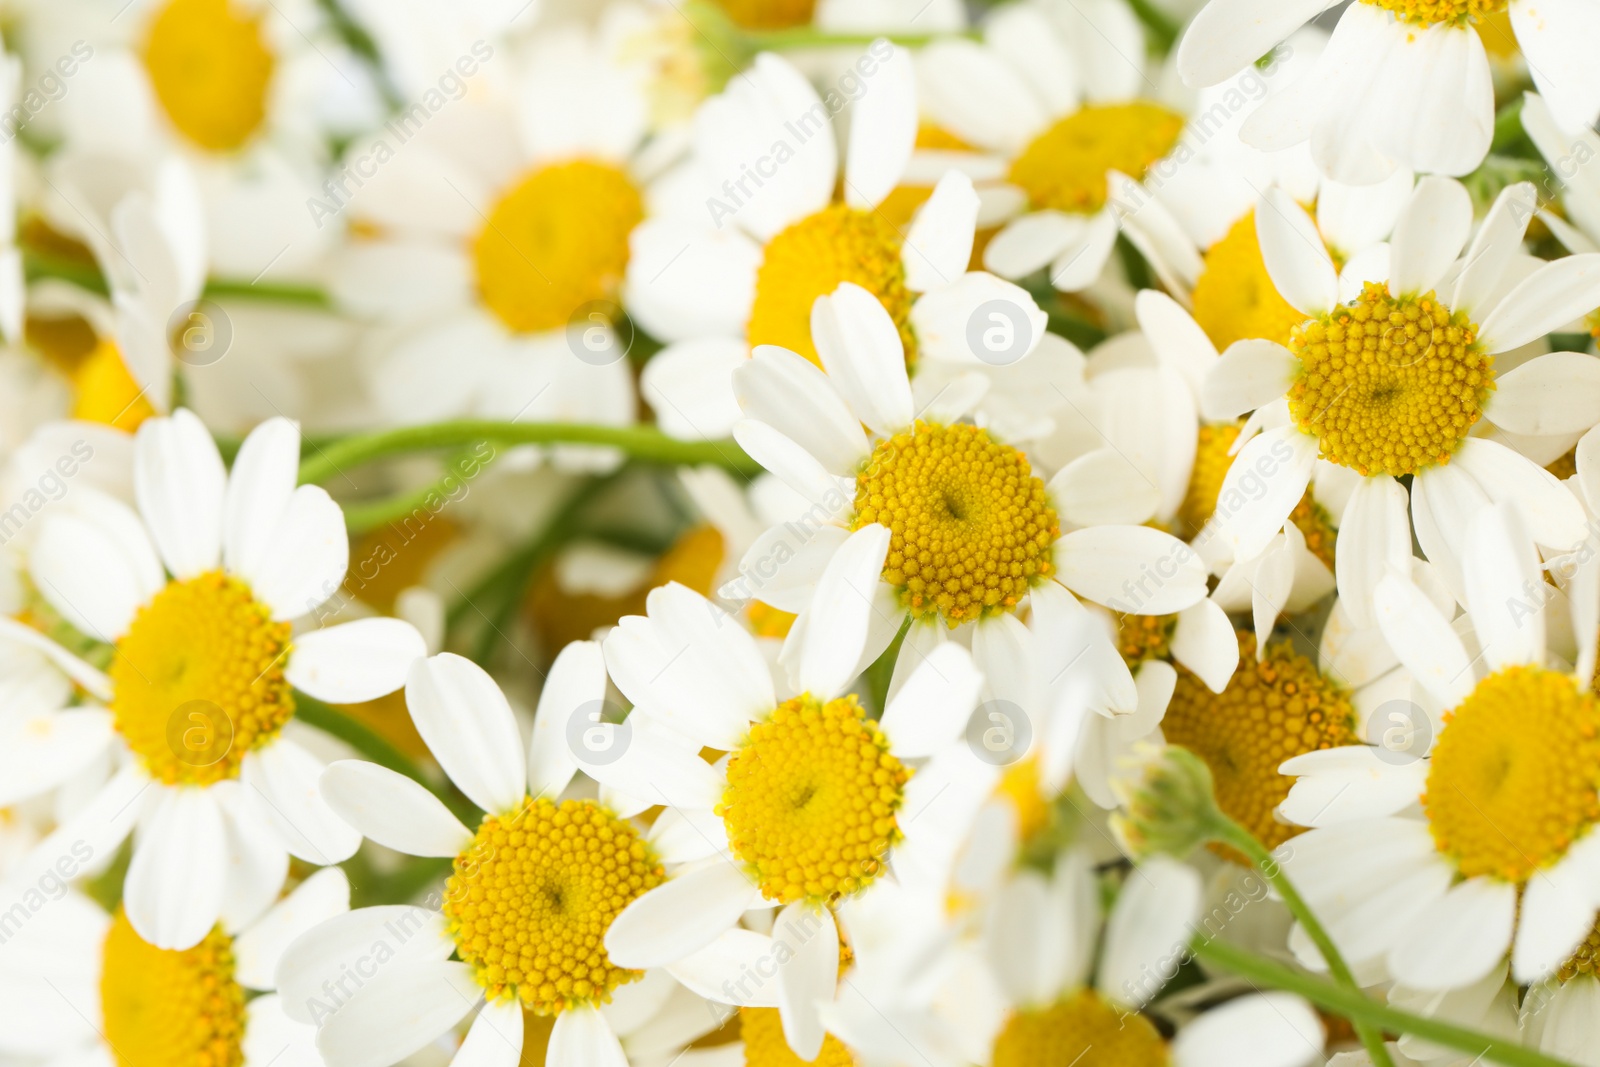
[6,0,1600,1065]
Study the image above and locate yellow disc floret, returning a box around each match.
[720,694,909,905]
[1008,103,1185,216]
[1288,282,1492,477]
[142,0,274,152]
[1160,633,1358,861]
[741,1006,858,1065]
[72,340,156,432]
[110,571,294,786]
[1115,611,1177,667]
[1364,0,1508,27]
[1191,212,1306,352]
[474,160,644,334]
[101,909,245,1067]
[991,990,1169,1067]
[1288,494,1338,570]
[854,422,1058,626]
[1180,422,1242,537]
[445,797,662,1014]
[1558,920,1600,982]
[1424,666,1600,884]
[747,205,915,366]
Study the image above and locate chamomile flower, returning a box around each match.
[1278,502,1600,989]
[630,43,990,440]
[329,13,649,443]
[1176,0,1600,183]
[589,580,990,1060]
[297,647,684,1066]
[0,868,351,1067]
[1203,177,1600,623]
[0,410,425,951]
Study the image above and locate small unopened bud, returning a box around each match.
[1109,742,1225,862]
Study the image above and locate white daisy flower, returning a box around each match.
[0,868,351,1067]
[1176,0,1600,183]
[1203,176,1600,624]
[630,43,991,440]
[589,580,991,1060]
[1278,502,1600,989]
[0,410,425,950]
[294,646,687,1067]
[329,13,648,445]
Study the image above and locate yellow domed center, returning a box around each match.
[1191,212,1305,352]
[142,0,274,152]
[1115,611,1177,667]
[474,160,644,335]
[720,694,908,905]
[444,797,661,1014]
[1288,494,1338,570]
[747,205,915,367]
[1008,103,1185,216]
[1160,633,1357,861]
[854,422,1058,626]
[111,571,294,786]
[740,1006,858,1065]
[992,990,1169,1067]
[1364,0,1508,27]
[101,909,245,1067]
[1289,282,1492,477]
[72,340,156,432]
[710,0,817,29]
[1425,666,1600,883]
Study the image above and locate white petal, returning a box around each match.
[215,781,290,931]
[1170,599,1239,694]
[454,998,523,1067]
[1334,475,1410,629]
[789,524,892,698]
[1513,0,1600,134]
[882,643,982,758]
[844,43,915,211]
[1098,855,1201,1009]
[732,420,853,515]
[315,960,481,1067]
[1452,438,1587,551]
[124,786,227,950]
[1055,526,1208,614]
[1389,176,1473,297]
[1210,427,1318,562]
[1256,187,1338,316]
[319,760,472,858]
[1202,340,1297,422]
[134,409,225,579]
[234,867,350,991]
[1460,503,1542,671]
[247,485,350,621]
[1388,878,1516,991]
[223,417,299,579]
[1175,0,1329,87]
[30,511,156,641]
[0,708,114,806]
[734,346,869,475]
[276,906,455,1024]
[1488,352,1600,436]
[903,170,979,291]
[1452,182,1537,319]
[404,653,525,816]
[242,739,361,865]
[286,619,426,704]
[667,929,782,1007]
[1514,836,1600,983]
[1372,572,1475,709]
[1278,747,1427,826]
[547,1004,627,1067]
[1171,993,1324,1067]
[811,282,913,435]
[639,582,775,738]
[910,272,1046,368]
[529,639,608,800]
[605,860,756,967]
[774,903,837,1061]
[983,211,1081,278]
[1480,254,1600,354]
[1047,449,1161,528]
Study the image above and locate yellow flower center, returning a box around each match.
[1549,448,1580,481]
[101,909,245,1067]
[996,754,1052,845]
[720,694,908,905]
[72,340,156,432]
[1008,103,1185,216]
[1424,667,1600,883]
[1363,0,1508,27]
[141,0,274,152]
[1289,282,1492,477]
[473,160,644,335]
[710,0,817,29]
[444,797,663,1014]
[740,1006,858,1065]
[1161,633,1357,862]
[1288,493,1338,570]
[991,991,1169,1067]
[853,422,1058,626]
[1558,920,1600,982]
[110,571,294,786]
[747,205,915,367]
[1115,611,1177,667]
[1191,211,1305,353]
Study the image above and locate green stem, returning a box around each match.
[340,446,499,536]
[23,248,333,308]
[298,421,760,486]
[1211,819,1394,1067]
[747,28,977,50]
[294,694,424,782]
[1126,0,1180,52]
[1196,939,1578,1067]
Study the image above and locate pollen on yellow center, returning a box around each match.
[1008,103,1185,216]
[444,797,663,1014]
[1191,211,1306,352]
[1364,0,1508,27]
[854,422,1059,626]
[720,694,909,905]
[747,205,916,367]
[991,990,1169,1067]
[71,340,157,432]
[142,0,274,152]
[101,909,245,1067]
[740,1006,858,1065]
[110,571,294,786]
[1289,281,1493,477]
[1160,633,1358,862]
[1424,666,1600,884]
[474,160,644,335]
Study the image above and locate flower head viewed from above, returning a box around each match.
[10,2,1600,1066]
